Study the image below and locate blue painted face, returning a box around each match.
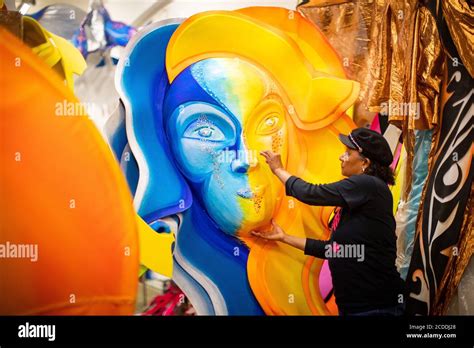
[164,58,288,236]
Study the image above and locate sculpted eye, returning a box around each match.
[265,117,276,126]
[256,114,282,135]
[196,126,216,138]
[184,122,225,142]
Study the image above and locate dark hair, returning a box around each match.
[360,154,395,186]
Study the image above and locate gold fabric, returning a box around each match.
[297,0,445,200]
[297,0,473,134]
[443,0,474,78]
[400,5,444,200]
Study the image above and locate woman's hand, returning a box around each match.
[260,150,284,174]
[251,219,286,242]
[260,150,291,185]
[251,219,307,252]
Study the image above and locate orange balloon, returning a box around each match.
[0,28,139,315]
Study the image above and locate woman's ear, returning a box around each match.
[364,157,371,169]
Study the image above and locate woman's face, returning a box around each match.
[339,147,367,177]
[165,58,288,237]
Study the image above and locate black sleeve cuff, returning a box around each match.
[304,238,329,259]
[285,175,299,197]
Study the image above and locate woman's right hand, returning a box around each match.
[251,219,286,242]
[260,150,284,174]
[260,150,292,184]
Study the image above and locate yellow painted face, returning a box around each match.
[240,91,289,236]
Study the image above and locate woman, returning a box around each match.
[252,128,406,316]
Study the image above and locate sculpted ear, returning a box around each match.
[291,75,360,130]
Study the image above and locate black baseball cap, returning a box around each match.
[338,128,393,166]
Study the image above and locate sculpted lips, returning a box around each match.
[237,188,253,199]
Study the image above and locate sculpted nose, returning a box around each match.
[231,158,250,173]
[230,135,258,173]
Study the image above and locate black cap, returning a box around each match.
[338,128,393,166]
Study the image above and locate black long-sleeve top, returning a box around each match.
[285,174,405,314]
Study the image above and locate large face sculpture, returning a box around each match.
[164,58,288,236]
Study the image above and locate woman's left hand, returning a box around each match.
[251,220,286,242]
[251,220,307,251]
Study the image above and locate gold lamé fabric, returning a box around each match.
[442,0,474,79]
[298,0,472,128]
[297,0,447,201]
